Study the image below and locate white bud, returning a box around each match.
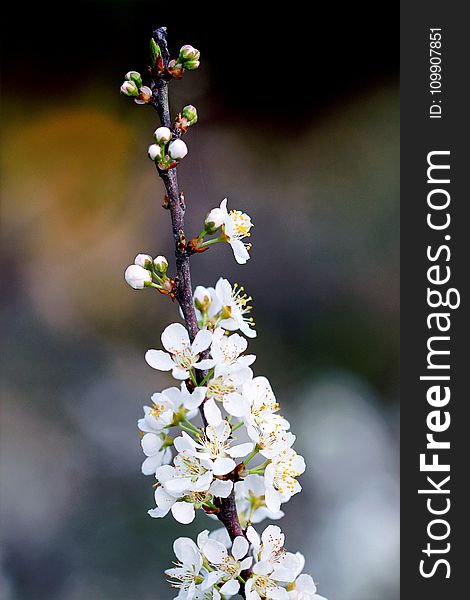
[148,144,161,161]
[120,80,139,97]
[134,254,153,268]
[154,255,168,274]
[205,207,225,231]
[168,139,188,160]
[154,127,172,144]
[124,264,152,290]
[194,286,212,312]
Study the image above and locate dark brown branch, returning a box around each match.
[149,29,249,579]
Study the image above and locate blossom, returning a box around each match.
[203,369,252,426]
[148,143,161,161]
[214,278,257,338]
[287,575,327,600]
[165,536,203,599]
[201,535,253,597]
[234,474,284,525]
[140,432,172,475]
[169,139,188,160]
[145,322,213,380]
[264,449,306,512]
[135,85,152,104]
[194,286,213,312]
[208,199,253,264]
[154,255,169,274]
[211,328,256,376]
[242,376,289,439]
[124,264,152,289]
[138,385,206,434]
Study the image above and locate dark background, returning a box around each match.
[1,2,399,599]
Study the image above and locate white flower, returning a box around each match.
[264,449,306,512]
[211,328,256,377]
[214,278,257,338]
[134,253,153,268]
[140,432,172,475]
[234,474,284,525]
[155,126,172,143]
[208,199,253,264]
[247,525,305,583]
[201,536,253,597]
[242,377,289,437]
[245,565,289,600]
[169,139,188,160]
[124,264,152,289]
[148,144,161,161]
[138,385,206,434]
[205,206,226,232]
[288,575,327,600]
[165,537,203,599]
[145,322,213,380]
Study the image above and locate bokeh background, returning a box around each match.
[1,3,399,599]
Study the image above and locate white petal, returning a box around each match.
[264,486,281,513]
[203,539,227,564]
[223,393,251,418]
[185,386,206,409]
[227,442,254,458]
[212,457,236,476]
[141,433,162,456]
[230,239,250,264]
[154,486,175,512]
[232,536,249,560]
[162,322,190,353]
[164,477,192,495]
[240,556,253,571]
[204,398,223,426]
[172,366,189,380]
[219,579,240,596]
[253,560,272,575]
[173,537,199,564]
[192,329,213,354]
[174,431,197,453]
[209,478,233,498]
[155,464,175,484]
[246,525,260,547]
[171,501,195,524]
[145,349,174,371]
[194,359,216,370]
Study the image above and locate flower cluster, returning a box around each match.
[120,71,153,104]
[165,525,326,600]
[124,253,175,297]
[122,29,327,600]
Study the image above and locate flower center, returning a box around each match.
[207,377,236,402]
[229,210,252,238]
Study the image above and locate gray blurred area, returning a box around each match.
[1,5,399,600]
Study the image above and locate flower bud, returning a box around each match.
[183,60,200,71]
[194,286,212,312]
[125,71,143,88]
[205,207,225,232]
[182,105,198,125]
[167,59,184,79]
[124,264,152,289]
[179,45,200,62]
[148,144,161,161]
[134,253,153,268]
[154,255,168,274]
[154,127,172,144]
[150,38,163,72]
[120,80,139,97]
[168,139,188,161]
[135,85,153,104]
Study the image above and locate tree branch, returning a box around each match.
[149,28,248,577]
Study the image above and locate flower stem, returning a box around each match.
[243,445,259,467]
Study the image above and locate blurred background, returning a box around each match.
[1,3,399,599]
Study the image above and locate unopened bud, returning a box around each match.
[179,45,200,62]
[124,264,152,290]
[205,207,225,232]
[148,144,161,161]
[134,254,153,268]
[135,85,153,105]
[168,139,188,161]
[125,71,143,88]
[155,127,172,144]
[150,38,163,70]
[183,60,200,71]
[120,80,139,97]
[154,255,168,274]
[194,286,212,312]
[182,105,198,125]
[167,59,184,79]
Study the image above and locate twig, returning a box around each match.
[149,28,249,580]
